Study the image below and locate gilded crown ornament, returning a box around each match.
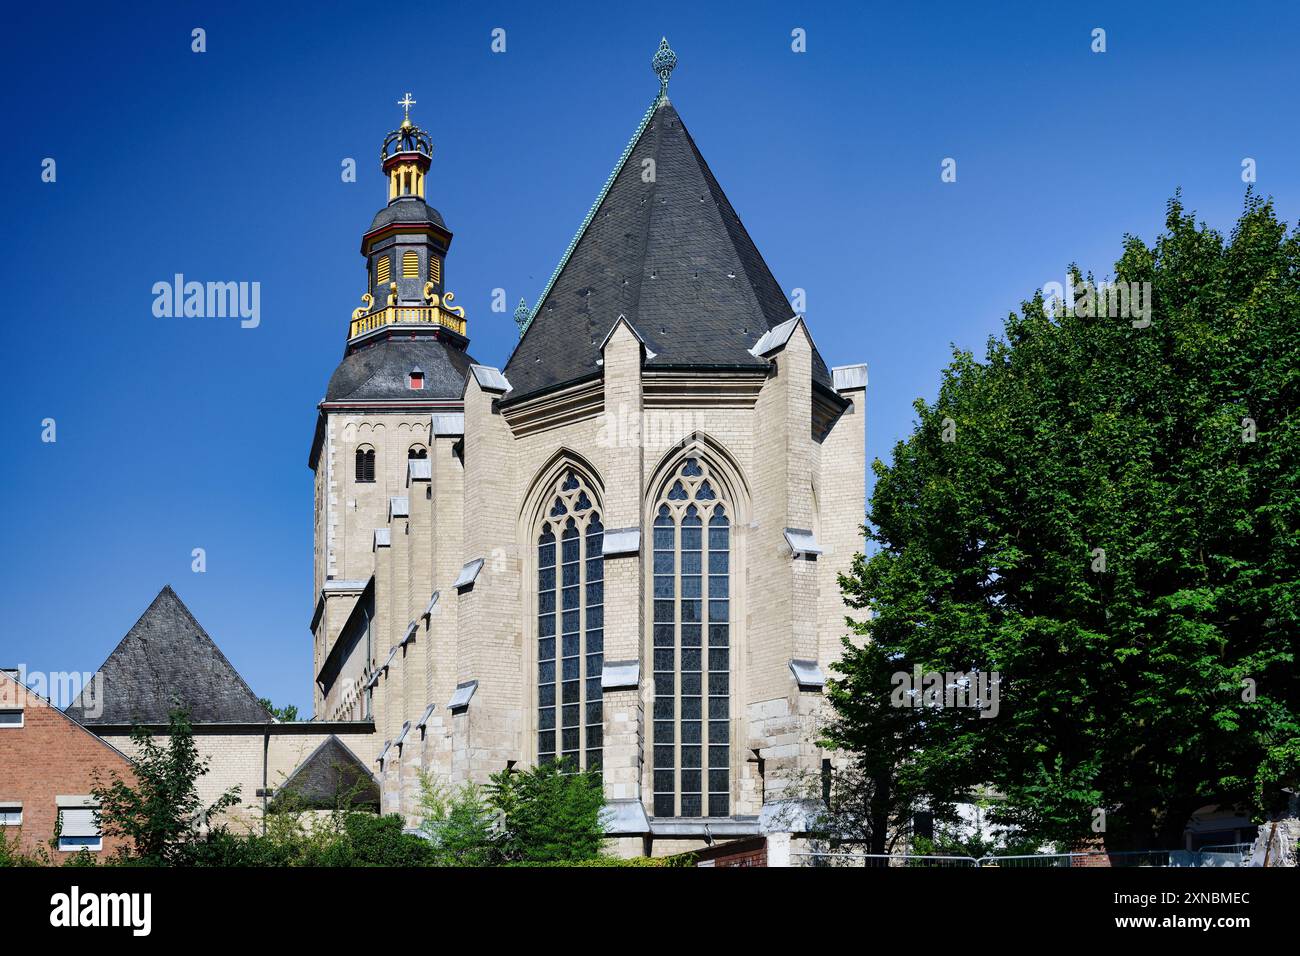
[382,93,433,162]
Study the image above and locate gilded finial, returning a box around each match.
[652,37,676,95]
[513,297,530,336]
[398,92,416,128]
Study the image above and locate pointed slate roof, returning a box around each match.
[271,735,380,810]
[66,585,272,726]
[503,96,832,402]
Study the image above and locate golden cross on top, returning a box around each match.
[398,92,416,125]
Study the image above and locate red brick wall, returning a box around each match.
[0,673,135,863]
[713,845,767,867]
[692,836,768,867]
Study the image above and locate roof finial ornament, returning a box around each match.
[513,297,530,337]
[652,37,677,97]
[398,92,416,128]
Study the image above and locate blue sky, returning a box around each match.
[2,1,1296,713]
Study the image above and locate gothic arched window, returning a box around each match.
[355,446,376,483]
[537,470,604,771]
[652,457,731,818]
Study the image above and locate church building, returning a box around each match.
[308,40,867,857]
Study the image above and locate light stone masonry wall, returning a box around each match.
[100,728,379,832]
[310,334,867,855]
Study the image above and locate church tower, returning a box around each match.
[309,95,475,740]
[308,46,868,858]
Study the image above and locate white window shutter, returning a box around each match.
[59,808,99,837]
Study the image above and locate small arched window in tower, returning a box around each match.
[355,446,376,483]
[402,251,419,278]
[408,445,427,460]
[375,255,391,286]
[408,367,424,390]
[429,256,442,284]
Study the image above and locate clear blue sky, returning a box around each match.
[2,1,1296,713]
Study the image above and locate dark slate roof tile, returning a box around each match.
[503,98,831,402]
[366,196,445,233]
[270,735,380,810]
[325,332,476,402]
[66,586,272,726]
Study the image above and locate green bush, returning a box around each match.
[488,761,606,864]
[502,854,696,867]
[183,813,433,867]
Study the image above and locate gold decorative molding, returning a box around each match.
[348,305,467,340]
[351,292,375,322]
[440,291,465,319]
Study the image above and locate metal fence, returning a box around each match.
[979,850,1174,867]
[1191,843,1252,867]
[791,845,1254,868]
[791,851,977,868]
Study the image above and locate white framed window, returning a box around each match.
[0,709,23,728]
[57,805,101,852]
[0,804,22,825]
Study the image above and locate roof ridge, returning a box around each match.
[512,91,665,345]
[273,734,378,809]
[675,116,793,335]
[159,586,270,722]
[3,669,137,765]
[500,89,835,403]
[67,585,271,725]
[65,586,175,717]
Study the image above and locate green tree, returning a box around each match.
[487,760,605,864]
[819,639,964,854]
[417,773,497,866]
[258,698,298,722]
[831,192,1299,851]
[92,707,241,865]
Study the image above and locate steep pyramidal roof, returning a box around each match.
[66,585,272,725]
[271,736,380,810]
[503,97,832,402]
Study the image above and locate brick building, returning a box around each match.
[0,669,135,863]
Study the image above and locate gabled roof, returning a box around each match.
[503,96,832,403]
[0,669,135,766]
[66,586,272,726]
[270,735,379,810]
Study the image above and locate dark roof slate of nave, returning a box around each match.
[503,98,832,402]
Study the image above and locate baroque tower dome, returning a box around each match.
[319,95,476,410]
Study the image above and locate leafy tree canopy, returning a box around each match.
[92,708,241,865]
[829,192,1299,851]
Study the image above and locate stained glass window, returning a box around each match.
[537,470,603,772]
[651,458,731,817]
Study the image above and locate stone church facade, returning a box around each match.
[308,42,866,856]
